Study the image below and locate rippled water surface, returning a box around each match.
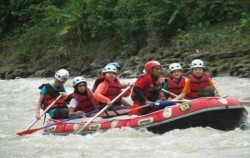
[0,77,250,158]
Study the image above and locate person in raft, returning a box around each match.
[129,61,176,116]
[174,59,219,100]
[162,63,186,99]
[65,76,99,117]
[93,64,131,116]
[108,62,132,107]
[35,69,69,119]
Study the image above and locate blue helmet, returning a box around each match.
[108,62,121,71]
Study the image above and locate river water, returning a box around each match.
[0,77,250,158]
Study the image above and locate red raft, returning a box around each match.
[44,96,248,135]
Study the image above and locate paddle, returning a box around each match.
[73,84,133,134]
[24,95,62,131]
[16,109,99,136]
[240,101,250,107]
[161,88,178,97]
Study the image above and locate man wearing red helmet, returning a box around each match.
[129,61,166,115]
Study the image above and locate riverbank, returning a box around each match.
[0,20,250,79]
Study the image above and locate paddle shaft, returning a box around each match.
[240,101,250,107]
[73,84,133,134]
[161,89,192,102]
[161,88,178,97]
[129,100,182,113]
[16,109,99,136]
[25,95,62,130]
[130,104,150,113]
[44,109,99,128]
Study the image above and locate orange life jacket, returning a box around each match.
[93,76,122,106]
[187,73,210,99]
[66,88,97,112]
[39,84,67,110]
[165,76,186,99]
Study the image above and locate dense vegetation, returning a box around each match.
[0,0,250,78]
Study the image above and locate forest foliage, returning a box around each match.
[1,0,249,60]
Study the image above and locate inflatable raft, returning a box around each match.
[44,96,248,135]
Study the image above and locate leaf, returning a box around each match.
[168,7,180,25]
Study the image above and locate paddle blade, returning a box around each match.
[16,127,43,136]
[241,101,250,107]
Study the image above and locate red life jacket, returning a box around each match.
[130,74,162,115]
[39,84,67,110]
[165,76,186,99]
[187,73,210,99]
[132,74,162,102]
[66,88,97,112]
[93,76,122,106]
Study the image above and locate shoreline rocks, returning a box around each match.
[1,47,250,80]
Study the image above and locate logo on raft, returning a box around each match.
[179,102,191,112]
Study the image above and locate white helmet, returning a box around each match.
[102,64,117,74]
[73,76,86,87]
[190,59,204,69]
[108,62,121,71]
[54,69,69,82]
[169,63,182,73]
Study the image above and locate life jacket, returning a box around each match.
[131,74,162,102]
[130,74,162,115]
[187,73,210,99]
[39,84,67,110]
[93,76,122,106]
[165,76,186,99]
[66,88,97,112]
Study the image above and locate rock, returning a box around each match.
[15,53,30,64]
[157,48,174,56]
[243,71,250,78]
[230,70,237,76]
[2,39,250,79]
[88,69,102,78]
[119,70,134,78]
[210,68,218,77]
[5,73,13,80]
[12,68,25,78]
[236,69,245,76]
[161,67,169,77]
[34,69,53,77]
[0,66,9,79]
[183,52,209,63]
[15,64,28,69]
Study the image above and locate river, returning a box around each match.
[0,77,250,158]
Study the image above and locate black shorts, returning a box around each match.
[52,108,69,119]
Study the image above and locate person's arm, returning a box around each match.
[35,86,47,119]
[120,82,130,88]
[68,98,84,117]
[58,85,67,97]
[69,108,84,116]
[174,93,186,100]
[35,94,44,119]
[208,78,220,96]
[93,81,111,105]
[133,86,147,103]
[158,91,166,100]
[174,79,190,100]
[133,86,154,106]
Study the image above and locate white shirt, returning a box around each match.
[69,98,79,108]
